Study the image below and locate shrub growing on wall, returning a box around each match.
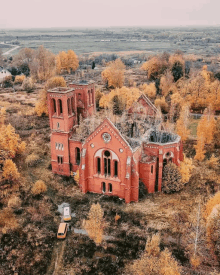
[162,163,183,193]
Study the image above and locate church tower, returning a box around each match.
[47,87,77,176]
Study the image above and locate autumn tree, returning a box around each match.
[45,76,67,90]
[206,205,220,261]
[101,59,125,88]
[179,154,194,184]
[141,55,168,80]
[67,50,79,73]
[31,180,47,195]
[194,109,216,161]
[126,234,181,275]
[99,86,140,112]
[35,89,48,117]
[14,75,25,84]
[0,123,26,164]
[176,105,190,142]
[35,76,66,116]
[22,77,35,92]
[56,50,79,74]
[169,53,185,82]
[154,96,168,113]
[140,82,157,99]
[162,163,183,193]
[29,45,56,81]
[2,159,20,183]
[83,203,105,245]
[203,192,220,220]
[159,71,174,97]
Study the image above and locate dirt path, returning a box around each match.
[46,240,66,275]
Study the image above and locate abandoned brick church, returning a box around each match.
[47,80,183,203]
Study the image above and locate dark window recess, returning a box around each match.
[76,147,80,165]
[57,156,63,164]
[114,161,118,177]
[163,159,167,167]
[104,150,110,157]
[52,98,56,114]
[104,158,107,176]
[97,157,101,174]
[102,182,106,193]
[58,99,63,114]
[71,97,74,113]
[109,183,112,193]
[151,165,153,174]
[67,98,71,115]
[108,159,111,176]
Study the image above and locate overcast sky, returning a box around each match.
[0,0,219,29]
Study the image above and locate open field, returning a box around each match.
[1,27,220,56]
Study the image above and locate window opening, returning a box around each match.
[76,147,80,165]
[52,98,56,114]
[109,183,112,193]
[58,99,63,115]
[114,161,118,177]
[71,97,74,113]
[151,165,153,174]
[67,98,71,115]
[102,182,106,193]
[97,157,101,174]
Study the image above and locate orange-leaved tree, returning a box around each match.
[101,59,125,88]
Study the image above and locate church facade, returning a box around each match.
[47,81,183,203]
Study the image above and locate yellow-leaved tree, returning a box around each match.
[203,192,220,220]
[141,55,168,80]
[194,109,216,161]
[83,203,105,245]
[31,180,47,195]
[176,105,190,142]
[99,86,140,114]
[0,123,26,164]
[67,50,79,73]
[56,50,79,74]
[179,154,194,184]
[140,82,157,99]
[154,96,168,113]
[126,234,181,275]
[101,59,125,88]
[35,76,67,116]
[2,159,20,183]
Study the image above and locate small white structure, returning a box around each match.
[63,206,71,221]
[0,67,11,84]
